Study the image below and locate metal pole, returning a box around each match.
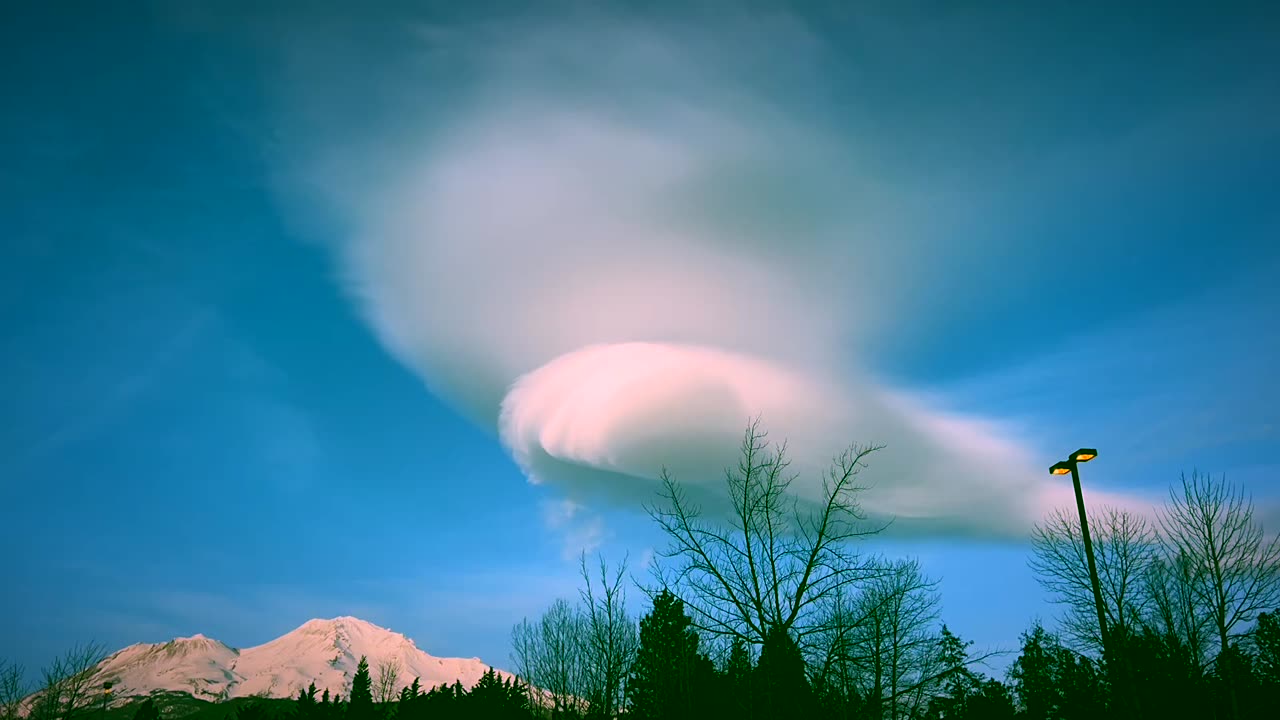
[1069,461,1109,649]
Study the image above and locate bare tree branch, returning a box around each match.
[0,661,26,720]
[578,552,638,718]
[28,643,108,720]
[373,658,400,705]
[644,418,888,647]
[1158,471,1280,658]
[1029,506,1158,652]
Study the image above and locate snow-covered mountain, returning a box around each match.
[87,617,510,702]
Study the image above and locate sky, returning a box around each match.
[2,0,1279,682]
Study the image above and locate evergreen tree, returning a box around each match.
[296,682,319,720]
[628,590,714,720]
[1256,611,1280,685]
[1009,624,1058,720]
[1117,627,1208,720]
[469,667,525,720]
[968,679,1017,720]
[755,626,812,719]
[502,676,532,717]
[1009,623,1106,720]
[1053,648,1106,720]
[348,657,374,720]
[132,698,159,720]
[723,639,754,720]
[928,626,980,720]
[230,701,272,720]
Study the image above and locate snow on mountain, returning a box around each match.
[93,634,241,701]
[90,617,509,702]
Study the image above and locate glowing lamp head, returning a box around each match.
[104,682,113,695]
[1049,461,1072,475]
[1070,448,1098,463]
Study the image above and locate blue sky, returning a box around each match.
[2,0,1278,681]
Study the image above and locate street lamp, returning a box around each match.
[101,682,113,720]
[1049,448,1108,649]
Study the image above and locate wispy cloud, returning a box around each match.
[540,499,607,561]
[3,307,213,476]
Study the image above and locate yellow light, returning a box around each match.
[1050,466,1071,475]
[1074,453,1095,462]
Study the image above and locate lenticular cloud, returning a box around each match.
[321,24,1139,541]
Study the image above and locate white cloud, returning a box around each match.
[278,11,1159,541]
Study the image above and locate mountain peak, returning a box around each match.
[298,616,383,632]
[76,617,509,703]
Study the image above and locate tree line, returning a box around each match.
[510,420,1280,719]
[4,420,1277,720]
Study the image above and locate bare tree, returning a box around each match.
[810,585,862,704]
[28,643,108,720]
[1,660,26,720]
[1029,506,1158,651]
[1156,470,1280,720]
[577,553,637,719]
[373,658,401,705]
[1144,549,1211,667]
[646,419,886,648]
[513,598,589,718]
[1158,471,1280,658]
[846,560,941,720]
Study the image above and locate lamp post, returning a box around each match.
[101,681,113,720]
[1049,448,1108,649]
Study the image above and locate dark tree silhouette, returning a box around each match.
[755,626,813,719]
[132,698,159,720]
[627,590,714,720]
[1159,471,1280,720]
[722,639,754,720]
[1256,610,1280,686]
[1009,623,1106,720]
[0,660,26,720]
[347,657,374,720]
[28,642,108,720]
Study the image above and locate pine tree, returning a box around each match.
[723,639,753,719]
[968,678,1017,720]
[1010,623,1106,720]
[929,625,980,719]
[132,698,159,720]
[468,668,508,719]
[756,626,812,719]
[297,681,319,720]
[231,701,272,720]
[628,590,714,720]
[1009,624,1058,720]
[1257,611,1280,686]
[348,657,374,720]
[503,676,532,717]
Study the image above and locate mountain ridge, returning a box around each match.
[81,616,510,702]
